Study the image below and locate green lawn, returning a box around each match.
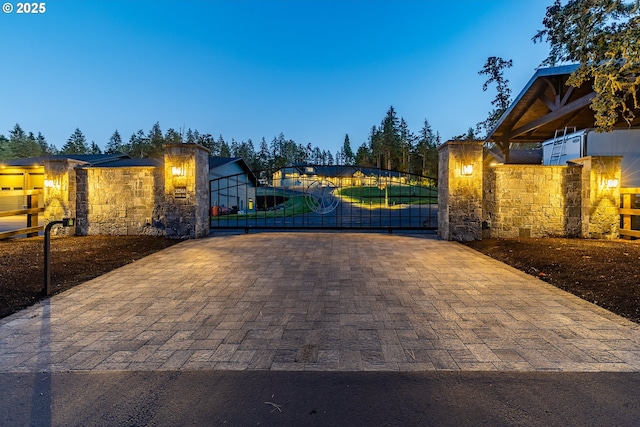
[337,185,437,205]
[211,194,313,221]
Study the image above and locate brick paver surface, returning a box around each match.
[1,233,639,372]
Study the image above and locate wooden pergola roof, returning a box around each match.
[487,64,640,159]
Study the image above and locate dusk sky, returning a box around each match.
[1,0,552,155]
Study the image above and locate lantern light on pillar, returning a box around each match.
[171,166,184,177]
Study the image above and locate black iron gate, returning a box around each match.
[209,165,437,231]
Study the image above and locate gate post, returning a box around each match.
[437,141,483,241]
[162,143,211,238]
[570,156,622,239]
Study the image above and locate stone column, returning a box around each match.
[162,143,211,238]
[43,159,85,235]
[571,156,622,239]
[437,141,484,241]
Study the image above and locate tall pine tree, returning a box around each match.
[61,128,89,155]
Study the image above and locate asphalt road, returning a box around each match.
[2,371,639,426]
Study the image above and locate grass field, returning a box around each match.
[338,185,437,206]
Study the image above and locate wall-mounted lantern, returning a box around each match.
[171,166,185,177]
[461,164,474,176]
[44,178,60,189]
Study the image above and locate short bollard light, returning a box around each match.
[44,218,76,296]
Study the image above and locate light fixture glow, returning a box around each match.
[44,179,55,188]
[606,178,619,188]
[171,166,184,177]
[461,164,473,176]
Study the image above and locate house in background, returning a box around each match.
[271,163,410,189]
[208,157,258,214]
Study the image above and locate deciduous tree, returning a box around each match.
[533,0,640,129]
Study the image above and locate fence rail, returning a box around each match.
[620,187,640,239]
[0,189,44,239]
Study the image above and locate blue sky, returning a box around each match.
[1,0,552,155]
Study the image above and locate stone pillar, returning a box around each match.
[43,159,85,235]
[437,141,484,241]
[571,156,622,239]
[162,143,211,238]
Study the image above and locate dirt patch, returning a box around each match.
[464,237,640,324]
[0,235,181,319]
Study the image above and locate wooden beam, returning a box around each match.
[0,207,43,217]
[619,229,640,238]
[0,189,44,197]
[0,226,43,240]
[509,92,596,138]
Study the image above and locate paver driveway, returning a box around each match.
[1,232,640,372]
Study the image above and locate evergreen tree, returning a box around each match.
[342,133,354,164]
[164,128,183,144]
[380,106,401,170]
[219,138,231,157]
[36,132,55,154]
[89,141,102,154]
[0,134,11,161]
[399,118,414,172]
[414,119,439,177]
[0,134,13,161]
[147,122,165,157]
[368,125,382,168]
[355,143,373,167]
[105,130,124,154]
[61,128,89,155]
[257,137,271,170]
[127,130,148,158]
[185,128,196,144]
[196,133,216,154]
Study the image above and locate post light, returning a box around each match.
[461,164,473,176]
[171,166,184,177]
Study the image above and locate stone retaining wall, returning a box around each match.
[76,167,161,235]
[438,140,622,241]
[43,143,210,239]
[483,164,582,238]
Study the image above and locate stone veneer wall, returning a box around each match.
[162,143,210,239]
[75,166,162,235]
[43,158,85,236]
[483,164,582,238]
[437,141,484,241]
[573,156,622,238]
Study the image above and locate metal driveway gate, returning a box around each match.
[209,165,437,231]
